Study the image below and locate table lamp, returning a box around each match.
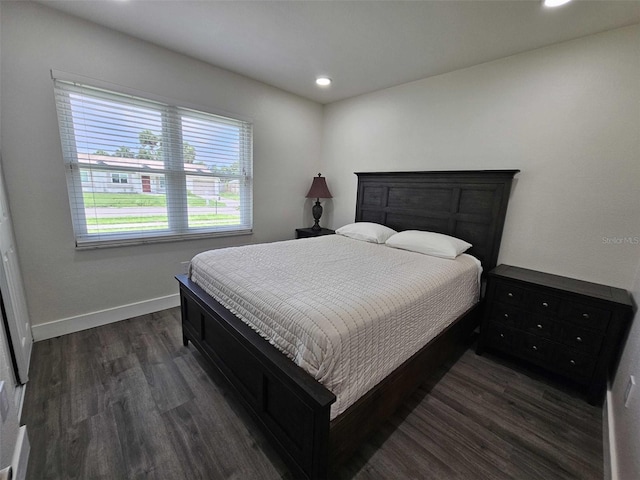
[305,173,332,231]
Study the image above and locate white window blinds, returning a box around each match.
[53,77,253,248]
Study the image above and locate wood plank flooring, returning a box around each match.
[22,308,603,479]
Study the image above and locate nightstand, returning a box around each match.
[295,227,335,239]
[477,264,633,404]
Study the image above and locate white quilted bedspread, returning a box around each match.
[189,235,480,419]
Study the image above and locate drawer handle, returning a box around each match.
[507,292,514,298]
[532,345,538,351]
[542,302,549,308]
[582,313,590,319]
[570,360,576,366]
[576,336,583,343]
[537,324,543,330]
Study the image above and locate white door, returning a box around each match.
[0,158,32,384]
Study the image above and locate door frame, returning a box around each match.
[0,159,32,384]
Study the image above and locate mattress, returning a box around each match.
[189,234,481,418]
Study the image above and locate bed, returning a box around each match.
[177,170,519,479]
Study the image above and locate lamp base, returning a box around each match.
[311,200,323,231]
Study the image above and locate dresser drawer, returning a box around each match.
[519,333,556,365]
[559,324,604,354]
[518,314,557,340]
[488,303,526,329]
[554,348,597,381]
[484,323,521,353]
[527,291,561,314]
[494,282,527,306]
[559,301,611,332]
[497,331,596,381]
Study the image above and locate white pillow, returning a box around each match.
[335,222,397,244]
[385,230,472,259]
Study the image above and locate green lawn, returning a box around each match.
[86,213,241,233]
[83,192,234,208]
[219,191,240,200]
[86,213,240,226]
[82,191,241,233]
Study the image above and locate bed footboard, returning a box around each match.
[177,274,336,480]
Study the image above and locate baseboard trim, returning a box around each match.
[31,294,180,341]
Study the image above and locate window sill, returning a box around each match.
[75,228,253,250]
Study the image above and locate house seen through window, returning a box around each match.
[53,77,253,247]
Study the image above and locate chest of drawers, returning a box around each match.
[477,265,633,404]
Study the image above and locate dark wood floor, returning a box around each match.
[22,308,603,480]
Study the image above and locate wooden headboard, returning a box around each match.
[355,170,519,273]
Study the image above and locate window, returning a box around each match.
[111,173,129,184]
[53,77,253,248]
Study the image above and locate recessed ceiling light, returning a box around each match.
[316,77,332,87]
[544,0,572,7]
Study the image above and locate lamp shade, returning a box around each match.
[305,173,332,199]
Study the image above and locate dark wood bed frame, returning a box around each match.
[177,170,519,479]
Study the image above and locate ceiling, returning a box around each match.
[38,0,640,104]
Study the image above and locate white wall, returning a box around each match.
[0,2,323,327]
[610,255,640,480]
[0,1,21,470]
[322,25,640,289]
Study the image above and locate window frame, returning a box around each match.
[52,71,253,249]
